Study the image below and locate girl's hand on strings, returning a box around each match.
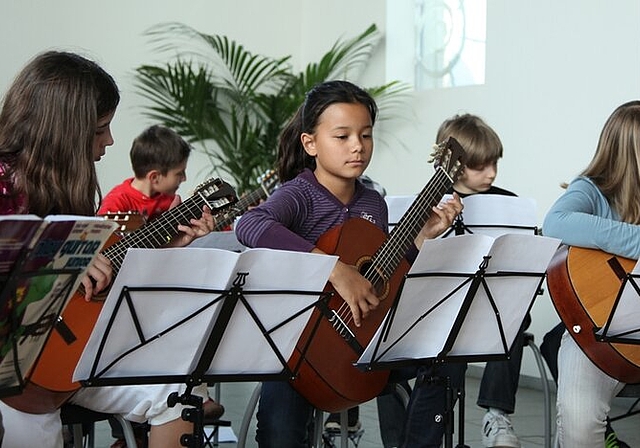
[324,258,380,328]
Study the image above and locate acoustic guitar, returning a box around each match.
[97,211,146,235]
[288,137,466,412]
[546,245,640,383]
[96,170,279,234]
[212,169,279,231]
[2,178,237,413]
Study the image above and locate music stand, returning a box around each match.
[440,194,539,238]
[597,262,640,344]
[356,233,560,448]
[74,247,337,448]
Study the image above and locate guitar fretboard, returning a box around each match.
[102,180,234,274]
[368,166,454,281]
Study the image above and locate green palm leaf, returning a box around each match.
[134,22,408,192]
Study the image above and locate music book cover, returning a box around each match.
[0,215,118,395]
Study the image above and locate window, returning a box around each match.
[387,0,486,89]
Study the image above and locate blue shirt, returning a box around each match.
[235,168,388,252]
[542,176,640,259]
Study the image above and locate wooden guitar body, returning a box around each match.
[287,137,466,412]
[2,290,105,413]
[546,245,640,383]
[289,218,410,412]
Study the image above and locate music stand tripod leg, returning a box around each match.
[434,373,469,448]
[167,386,205,448]
[455,376,470,448]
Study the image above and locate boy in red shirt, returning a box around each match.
[98,124,224,447]
[98,125,190,221]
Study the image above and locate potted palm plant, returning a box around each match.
[134,22,407,192]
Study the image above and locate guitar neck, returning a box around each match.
[371,167,454,280]
[103,193,211,274]
[214,187,267,231]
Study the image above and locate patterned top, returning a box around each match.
[235,168,388,252]
[0,163,25,215]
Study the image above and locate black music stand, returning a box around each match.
[356,233,560,448]
[440,194,539,238]
[597,265,640,344]
[74,247,336,448]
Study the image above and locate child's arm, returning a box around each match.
[312,250,380,328]
[235,187,315,253]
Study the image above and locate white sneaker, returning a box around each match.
[481,410,521,448]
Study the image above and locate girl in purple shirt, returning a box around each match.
[235,80,461,447]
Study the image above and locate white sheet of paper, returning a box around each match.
[74,247,337,382]
[358,233,560,365]
[385,195,417,228]
[453,194,537,228]
[385,194,538,237]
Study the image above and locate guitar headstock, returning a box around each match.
[98,212,146,235]
[194,178,238,210]
[257,169,280,197]
[429,136,467,182]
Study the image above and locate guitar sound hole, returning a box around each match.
[358,259,389,300]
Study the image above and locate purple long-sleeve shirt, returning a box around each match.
[235,169,389,251]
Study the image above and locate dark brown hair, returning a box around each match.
[0,51,119,216]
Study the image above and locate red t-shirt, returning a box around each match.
[98,178,175,221]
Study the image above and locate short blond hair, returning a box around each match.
[436,114,503,169]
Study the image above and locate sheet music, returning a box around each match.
[385,194,538,237]
[357,233,560,365]
[74,247,337,382]
[188,230,246,252]
[385,195,416,230]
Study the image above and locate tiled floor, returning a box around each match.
[87,367,640,447]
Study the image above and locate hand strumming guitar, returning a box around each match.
[81,254,112,301]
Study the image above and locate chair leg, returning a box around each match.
[524,332,553,448]
[113,415,139,448]
[72,423,85,448]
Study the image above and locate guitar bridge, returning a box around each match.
[54,316,77,345]
[317,301,364,354]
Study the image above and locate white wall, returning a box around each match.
[0,0,384,193]
[370,0,640,379]
[2,0,639,380]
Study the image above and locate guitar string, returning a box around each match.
[331,168,454,330]
[366,168,451,283]
[103,191,212,274]
[330,171,452,331]
[215,184,271,230]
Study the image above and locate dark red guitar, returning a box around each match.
[288,137,466,412]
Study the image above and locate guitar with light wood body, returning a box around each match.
[546,245,640,383]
